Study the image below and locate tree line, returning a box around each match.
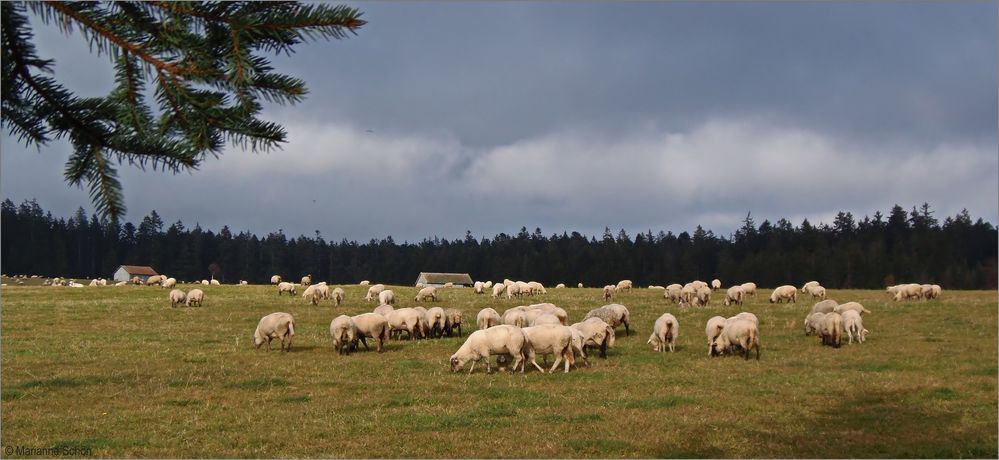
[2,199,995,290]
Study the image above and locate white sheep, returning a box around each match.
[239,280,248,285]
[373,304,395,317]
[583,303,631,336]
[185,288,205,307]
[811,299,838,314]
[387,308,426,340]
[740,282,757,297]
[839,310,868,344]
[555,283,566,289]
[302,284,324,305]
[531,313,562,326]
[444,308,464,337]
[819,312,843,348]
[277,281,296,296]
[696,285,712,306]
[711,279,721,290]
[270,275,282,284]
[679,284,696,303]
[834,301,871,316]
[570,317,617,359]
[577,282,584,288]
[329,315,357,355]
[801,281,820,293]
[378,289,395,306]
[648,313,678,352]
[210,279,221,286]
[161,277,177,289]
[332,287,345,306]
[449,325,527,374]
[253,312,295,351]
[930,284,942,299]
[616,280,633,292]
[769,285,797,304]
[473,281,484,294]
[359,280,370,286]
[502,308,527,328]
[711,318,761,360]
[365,284,386,302]
[300,274,312,286]
[483,281,493,289]
[425,306,446,338]
[724,285,745,306]
[521,325,575,373]
[602,285,615,301]
[415,286,438,302]
[201,280,209,285]
[506,282,522,299]
[803,312,826,336]
[442,282,454,288]
[525,303,568,325]
[350,312,389,352]
[476,308,502,330]
[491,283,507,298]
[805,284,826,299]
[664,284,682,303]
[169,289,186,308]
[705,316,727,356]
[146,275,164,286]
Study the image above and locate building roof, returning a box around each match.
[117,265,158,276]
[416,272,473,285]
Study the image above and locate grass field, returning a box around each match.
[1,282,996,458]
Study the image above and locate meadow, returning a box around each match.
[1,282,996,458]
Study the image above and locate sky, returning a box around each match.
[2,2,996,242]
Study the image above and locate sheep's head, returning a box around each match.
[253,331,265,348]
[449,354,464,372]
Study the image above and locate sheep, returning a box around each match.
[705,316,727,356]
[555,283,566,289]
[157,277,176,289]
[801,281,820,293]
[502,308,527,328]
[648,285,665,290]
[724,285,745,306]
[414,286,438,302]
[210,279,221,286]
[476,308,502,330]
[805,285,826,299]
[679,284,696,303]
[253,312,295,351]
[114,281,126,287]
[811,299,838,314]
[330,315,357,355]
[740,282,757,297]
[186,289,205,307]
[473,281,484,294]
[920,284,934,299]
[201,280,209,285]
[350,312,389,352]
[711,319,761,360]
[332,287,345,306]
[302,284,323,305]
[169,289,186,308]
[616,280,633,292]
[648,313,678,352]
[425,307,446,338]
[568,328,591,368]
[270,275,282,284]
[664,284,682,303]
[841,310,870,344]
[691,280,708,290]
[696,286,712,306]
[449,325,527,374]
[711,279,722,290]
[892,283,923,301]
[483,281,493,289]
[359,280,370,286]
[577,282,584,288]
[491,283,506,298]
[521,325,576,373]
[525,303,568,325]
[387,308,427,340]
[803,312,826,336]
[930,284,942,299]
[365,284,386,302]
[373,304,395,317]
[834,302,871,316]
[769,285,797,304]
[819,312,843,348]
[378,289,396,306]
[443,308,464,337]
[730,312,759,326]
[506,282,522,299]
[146,275,164,286]
[277,282,296,296]
[239,280,248,285]
[602,285,615,301]
[300,274,312,286]
[583,304,630,336]
[531,313,562,327]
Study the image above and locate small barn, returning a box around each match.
[414,272,473,288]
[113,265,159,283]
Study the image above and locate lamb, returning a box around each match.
[443,308,464,337]
[801,281,820,293]
[803,312,826,336]
[387,308,427,340]
[805,285,826,299]
[301,274,312,286]
[373,304,395,317]
[365,284,386,302]
[350,312,389,352]
[331,287,345,306]
[710,319,761,360]
[530,313,562,326]
[583,304,630,336]
[161,277,177,289]
[834,302,871,316]
[169,289,186,308]
[476,308,502,330]
[425,307,446,338]
[146,275,163,286]
[769,285,797,304]
[705,316,727,356]
[602,285,615,301]
[616,280,633,292]
[270,275,282,284]
[740,282,757,297]
[521,325,576,373]
[253,312,295,351]
[555,283,566,289]
[277,282,297,296]
[648,313,678,352]
[378,289,395,305]
[186,289,204,307]
[449,325,527,374]
[811,299,838,314]
[491,283,506,298]
[210,279,221,286]
[724,285,745,306]
[502,309,527,328]
[819,312,843,348]
[711,279,722,290]
[329,315,357,355]
[415,286,438,302]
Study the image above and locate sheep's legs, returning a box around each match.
[549,354,562,373]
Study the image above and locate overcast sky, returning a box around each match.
[2,2,996,241]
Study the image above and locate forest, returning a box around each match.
[1,199,995,289]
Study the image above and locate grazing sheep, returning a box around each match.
[770,285,797,304]
[506,282,522,299]
[711,279,722,290]
[801,281,820,293]
[302,284,324,305]
[803,312,826,336]
[146,275,164,286]
[602,285,615,301]
[616,280,633,292]
[696,286,712,306]
[350,313,389,353]
[415,286,438,302]
[476,308,502,330]
[521,325,576,373]
[270,275,282,284]
[425,307,446,338]
[483,281,493,289]
[473,281,484,294]
[525,303,568,325]
[443,282,454,288]
[444,308,464,337]
[583,304,631,336]
[740,282,757,297]
[555,283,566,289]
[577,282,584,288]
[373,304,395,317]
[841,310,869,344]
[679,284,696,304]
[359,280,370,286]
[724,286,745,306]
[805,285,826,299]
[930,284,942,299]
[210,279,221,286]
[277,282,296,296]
[648,313,679,352]
[378,289,396,306]
[834,302,871,316]
[239,280,248,285]
[329,315,357,355]
[705,316,727,356]
[730,312,759,325]
[811,299,838,314]
[502,309,527,328]
[186,289,204,307]
[161,277,177,289]
[387,308,427,340]
[892,283,923,301]
[491,283,507,298]
[531,313,562,326]
[570,317,617,359]
[568,328,590,368]
[648,285,665,290]
[332,287,345,306]
[169,289,186,308]
[819,312,843,348]
[365,284,386,302]
[301,274,312,286]
[201,280,209,285]
[711,319,761,360]
[664,284,682,303]
[449,325,527,374]
[253,312,295,351]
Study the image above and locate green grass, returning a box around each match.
[1,283,996,457]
